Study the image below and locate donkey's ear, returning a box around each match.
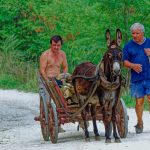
[106,29,111,47]
[116,28,122,46]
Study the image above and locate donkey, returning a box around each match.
[72,61,101,141]
[97,29,123,143]
[72,29,123,142]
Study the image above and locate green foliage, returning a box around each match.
[0,74,21,90]
[1,0,149,59]
[0,73,38,92]
[0,49,38,92]
[0,35,21,52]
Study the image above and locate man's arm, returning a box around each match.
[40,53,49,81]
[123,45,142,74]
[62,53,68,73]
[124,60,142,74]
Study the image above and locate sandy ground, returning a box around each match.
[0,89,150,150]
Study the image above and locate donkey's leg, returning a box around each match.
[112,109,121,143]
[112,121,121,143]
[104,122,112,143]
[91,105,100,141]
[103,113,112,143]
[78,95,90,141]
[81,110,90,141]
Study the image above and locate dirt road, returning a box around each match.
[0,89,150,150]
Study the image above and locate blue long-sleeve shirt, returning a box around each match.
[123,38,150,83]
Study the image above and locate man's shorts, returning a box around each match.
[130,79,150,98]
[55,78,63,87]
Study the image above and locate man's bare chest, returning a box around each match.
[47,55,63,66]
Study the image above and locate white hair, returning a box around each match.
[130,23,145,33]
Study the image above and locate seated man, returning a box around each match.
[40,35,68,132]
[40,35,68,85]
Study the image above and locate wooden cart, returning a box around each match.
[34,73,128,143]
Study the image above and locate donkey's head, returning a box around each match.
[103,29,122,80]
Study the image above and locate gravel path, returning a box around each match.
[0,89,150,150]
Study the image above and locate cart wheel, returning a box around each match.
[40,96,49,141]
[116,98,128,138]
[49,102,58,143]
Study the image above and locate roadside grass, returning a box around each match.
[0,50,38,92]
[0,73,38,92]
[122,89,135,108]
[0,74,22,90]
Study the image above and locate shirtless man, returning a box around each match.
[40,35,68,83]
[40,35,68,132]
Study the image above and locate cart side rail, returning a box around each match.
[38,72,70,112]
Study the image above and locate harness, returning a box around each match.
[71,47,125,119]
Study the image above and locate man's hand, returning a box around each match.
[124,60,142,73]
[144,48,150,56]
[144,48,150,63]
[131,64,142,73]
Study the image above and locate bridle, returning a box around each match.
[104,47,122,82]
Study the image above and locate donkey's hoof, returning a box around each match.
[115,138,121,143]
[95,135,101,141]
[85,137,90,142]
[105,139,111,143]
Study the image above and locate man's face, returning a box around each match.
[132,29,144,44]
[51,40,62,54]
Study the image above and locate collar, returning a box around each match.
[133,37,146,45]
